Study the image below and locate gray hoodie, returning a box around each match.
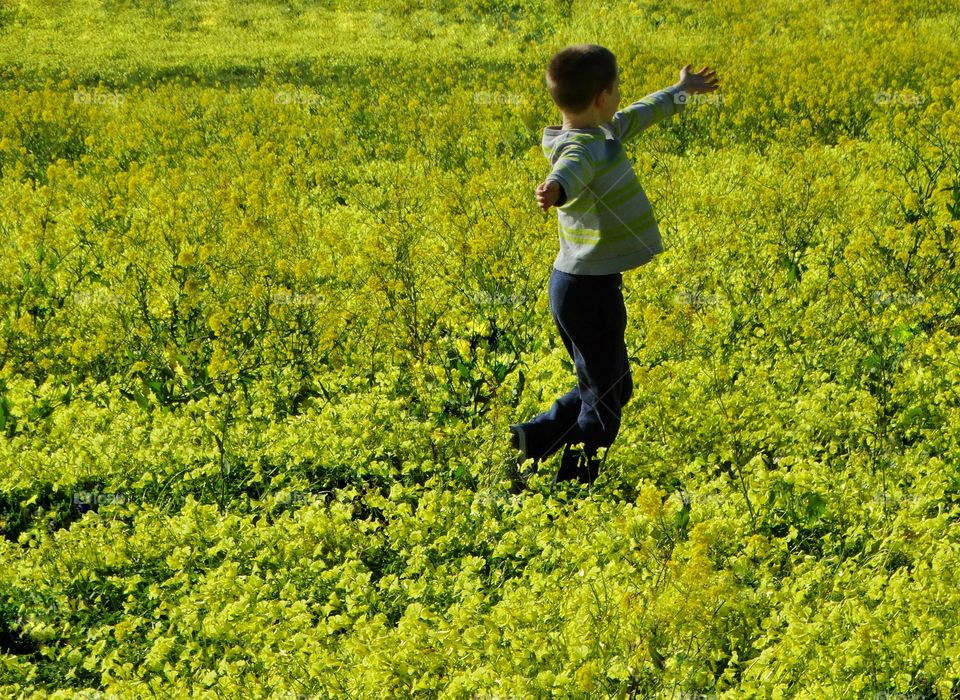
[541,84,688,275]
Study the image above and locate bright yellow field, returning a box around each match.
[1,0,960,697]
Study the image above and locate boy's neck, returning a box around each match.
[561,117,601,130]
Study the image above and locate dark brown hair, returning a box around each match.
[545,44,618,113]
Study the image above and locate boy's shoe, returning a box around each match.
[578,448,603,485]
[551,443,584,491]
[506,456,539,495]
[507,425,545,494]
[550,445,608,491]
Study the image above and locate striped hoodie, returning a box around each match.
[541,84,688,275]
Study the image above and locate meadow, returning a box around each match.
[1,0,960,697]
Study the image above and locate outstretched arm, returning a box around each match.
[534,142,595,212]
[608,64,720,143]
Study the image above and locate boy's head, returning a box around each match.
[545,44,620,126]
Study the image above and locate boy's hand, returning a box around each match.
[536,180,562,212]
[675,64,720,95]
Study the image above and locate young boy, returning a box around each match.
[508,44,719,491]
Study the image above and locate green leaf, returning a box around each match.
[804,492,826,525]
[674,502,690,532]
[133,391,150,411]
[891,324,916,343]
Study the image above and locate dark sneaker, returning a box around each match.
[551,443,584,491]
[549,445,608,491]
[507,455,539,495]
[578,448,603,485]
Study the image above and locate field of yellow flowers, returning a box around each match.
[1,0,960,697]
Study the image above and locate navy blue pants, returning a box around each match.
[518,267,633,460]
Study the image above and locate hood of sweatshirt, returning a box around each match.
[540,125,611,164]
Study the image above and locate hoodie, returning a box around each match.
[541,84,688,276]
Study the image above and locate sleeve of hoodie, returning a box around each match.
[607,84,688,144]
[544,142,595,207]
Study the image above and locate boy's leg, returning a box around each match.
[516,270,631,462]
[514,268,584,461]
[515,383,581,461]
[557,271,629,454]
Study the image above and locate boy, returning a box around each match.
[508,44,719,492]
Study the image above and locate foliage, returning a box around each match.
[1,0,960,697]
